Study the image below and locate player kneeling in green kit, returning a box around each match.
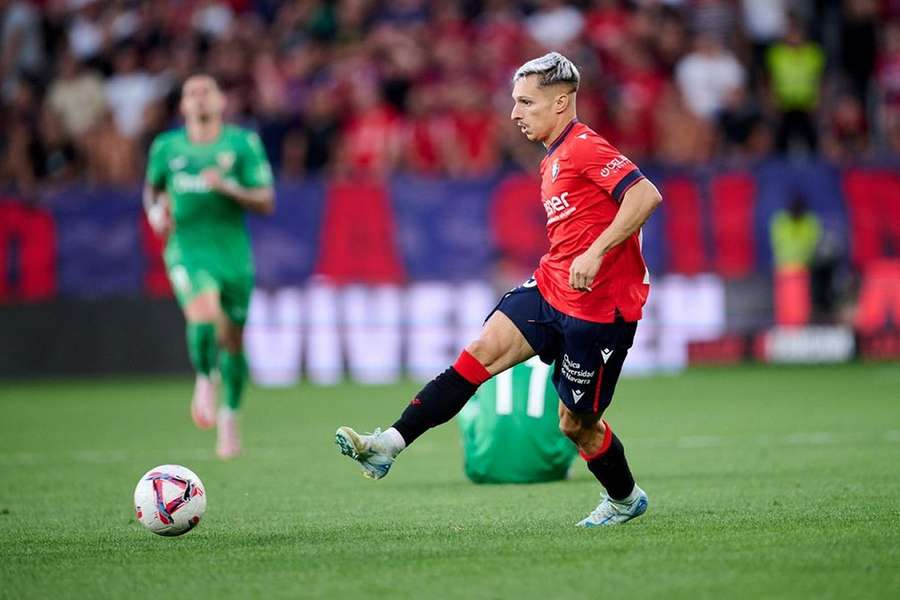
[143,74,275,459]
[458,358,577,484]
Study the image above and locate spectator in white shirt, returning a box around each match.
[104,43,164,138]
[67,0,105,61]
[46,48,107,138]
[526,0,585,49]
[675,33,746,120]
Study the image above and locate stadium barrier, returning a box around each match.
[2,162,899,297]
[238,274,729,384]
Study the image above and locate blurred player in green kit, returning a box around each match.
[143,74,274,459]
[458,358,577,484]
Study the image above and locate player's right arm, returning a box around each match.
[144,135,172,238]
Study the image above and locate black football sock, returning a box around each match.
[392,350,489,446]
[583,426,636,501]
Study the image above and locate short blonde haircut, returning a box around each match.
[513,52,580,91]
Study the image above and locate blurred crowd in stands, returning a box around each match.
[2,0,900,193]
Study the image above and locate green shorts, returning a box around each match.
[166,261,253,326]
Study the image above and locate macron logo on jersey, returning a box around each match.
[600,154,632,178]
[543,191,576,224]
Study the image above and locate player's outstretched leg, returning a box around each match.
[336,311,534,479]
[334,349,489,479]
[186,321,219,429]
[216,320,247,460]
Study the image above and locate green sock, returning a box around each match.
[219,350,248,411]
[186,322,217,376]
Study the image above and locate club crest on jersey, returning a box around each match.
[169,156,187,171]
[551,159,560,181]
[216,151,236,171]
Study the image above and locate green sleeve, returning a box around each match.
[237,130,274,188]
[145,135,168,188]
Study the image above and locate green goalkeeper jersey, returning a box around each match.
[458,358,577,484]
[145,125,273,277]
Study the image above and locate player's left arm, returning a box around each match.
[204,173,275,215]
[587,177,661,255]
[203,131,275,215]
[569,179,662,292]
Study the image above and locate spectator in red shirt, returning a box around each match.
[606,39,665,158]
[584,0,632,64]
[446,78,500,177]
[401,83,454,175]
[336,80,402,179]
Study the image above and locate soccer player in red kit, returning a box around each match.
[335,52,662,527]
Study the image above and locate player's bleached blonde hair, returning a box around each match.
[513,52,580,91]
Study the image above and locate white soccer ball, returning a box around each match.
[133,464,207,536]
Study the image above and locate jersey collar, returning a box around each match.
[545,119,579,157]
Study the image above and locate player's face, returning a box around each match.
[510,75,565,144]
[180,77,225,122]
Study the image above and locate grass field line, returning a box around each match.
[1,429,898,467]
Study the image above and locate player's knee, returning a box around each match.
[185,293,221,322]
[221,337,242,353]
[464,337,499,367]
[217,325,243,353]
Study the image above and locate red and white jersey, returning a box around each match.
[534,119,650,323]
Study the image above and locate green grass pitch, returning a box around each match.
[1,364,898,599]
